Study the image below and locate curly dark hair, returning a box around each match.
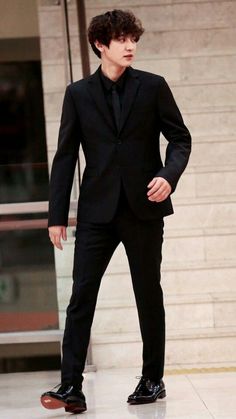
[88,9,144,58]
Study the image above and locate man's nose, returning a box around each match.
[125,39,135,50]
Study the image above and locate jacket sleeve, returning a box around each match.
[155,77,192,193]
[48,85,80,227]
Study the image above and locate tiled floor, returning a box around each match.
[0,367,235,418]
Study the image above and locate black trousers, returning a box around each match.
[61,182,165,386]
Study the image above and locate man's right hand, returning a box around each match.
[48,226,67,250]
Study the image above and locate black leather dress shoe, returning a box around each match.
[127,376,166,404]
[40,383,87,414]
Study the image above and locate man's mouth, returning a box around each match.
[124,54,133,58]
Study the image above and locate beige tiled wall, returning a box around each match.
[37,0,236,368]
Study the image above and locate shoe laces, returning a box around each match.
[135,376,149,387]
[51,383,61,390]
[51,383,70,392]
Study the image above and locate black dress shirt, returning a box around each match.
[99,67,127,131]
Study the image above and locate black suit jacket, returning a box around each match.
[48,66,191,226]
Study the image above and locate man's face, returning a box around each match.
[98,35,137,68]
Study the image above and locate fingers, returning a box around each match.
[61,227,67,242]
[48,226,67,250]
[147,178,156,188]
[147,177,171,202]
[54,235,63,251]
[49,232,62,250]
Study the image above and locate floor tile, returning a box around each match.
[187,372,236,418]
[0,368,235,418]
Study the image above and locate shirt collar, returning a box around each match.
[99,67,127,92]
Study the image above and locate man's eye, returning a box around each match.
[118,37,125,42]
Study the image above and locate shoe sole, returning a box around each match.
[127,389,166,404]
[65,404,87,414]
[40,395,87,413]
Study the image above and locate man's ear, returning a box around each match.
[94,40,104,53]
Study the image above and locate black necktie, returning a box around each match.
[111,84,121,131]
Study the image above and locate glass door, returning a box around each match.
[0,26,59,333]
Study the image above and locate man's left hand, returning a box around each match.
[147,177,172,202]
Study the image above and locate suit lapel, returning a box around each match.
[87,67,115,133]
[119,67,140,134]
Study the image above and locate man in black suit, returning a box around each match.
[41,9,191,414]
